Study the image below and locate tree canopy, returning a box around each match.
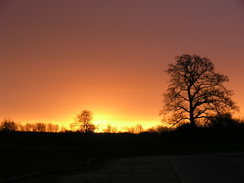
[160,54,238,127]
[70,109,96,133]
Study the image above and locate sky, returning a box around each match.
[1,0,244,130]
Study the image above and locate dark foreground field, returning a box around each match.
[1,132,244,182]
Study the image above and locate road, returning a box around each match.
[170,152,244,183]
[22,153,244,183]
[60,156,181,183]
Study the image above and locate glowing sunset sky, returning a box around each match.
[1,0,244,129]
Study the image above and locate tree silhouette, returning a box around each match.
[103,123,112,133]
[0,118,17,131]
[134,123,144,134]
[71,109,96,133]
[208,113,239,129]
[160,54,238,127]
[33,122,46,132]
[46,123,59,132]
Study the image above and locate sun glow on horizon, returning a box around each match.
[92,114,162,132]
[4,111,163,133]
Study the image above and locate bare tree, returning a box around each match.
[0,118,18,131]
[24,123,33,131]
[111,126,118,133]
[60,125,68,132]
[147,125,171,133]
[33,122,46,132]
[46,123,59,132]
[160,54,238,127]
[134,123,144,134]
[103,123,118,133]
[53,124,59,132]
[103,123,112,133]
[96,123,105,132]
[71,109,96,133]
[17,123,25,131]
[126,126,135,134]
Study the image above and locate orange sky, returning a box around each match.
[1,0,244,130]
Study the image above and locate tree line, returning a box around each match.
[65,109,145,133]
[1,113,243,134]
[0,116,145,134]
[1,115,244,146]
[0,118,60,132]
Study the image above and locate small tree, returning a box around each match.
[160,54,238,127]
[0,118,18,132]
[134,123,144,134]
[71,110,96,133]
[103,123,118,133]
[208,113,239,129]
[46,123,59,132]
[24,123,34,132]
[33,122,46,132]
[103,123,112,133]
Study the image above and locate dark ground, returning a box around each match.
[1,143,244,182]
[1,132,244,182]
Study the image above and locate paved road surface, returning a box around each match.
[60,156,181,183]
[23,153,244,183]
[170,152,244,183]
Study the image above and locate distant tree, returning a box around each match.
[46,123,59,132]
[71,109,96,133]
[207,113,239,129]
[16,123,24,131]
[160,54,238,127]
[103,123,112,133]
[111,126,118,133]
[125,124,144,134]
[134,123,144,134]
[147,125,170,133]
[95,123,104,132]
[53,124,59,132]
[103,123,118,133]
[60,125,68,132]
[0,118,18,131]
[24,123,33,131]
[17,123,26,131]
[127,126,135,134]
[33,122,46,132]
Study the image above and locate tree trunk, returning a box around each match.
[188,86,195,127]
[190,111,195,127]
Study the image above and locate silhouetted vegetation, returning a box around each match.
[160,54,238,127]
[102,123,118,133]
[0,118,18,132]
[70,109,96,133]
[1,115,244,146]
[0,119,60,133]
